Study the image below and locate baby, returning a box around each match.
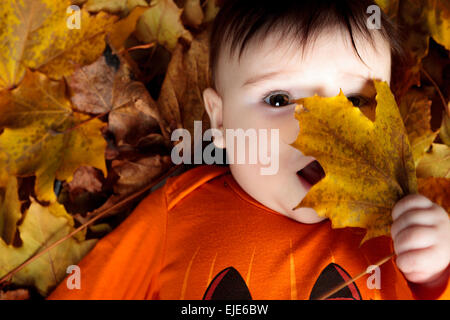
[48,0,449,300]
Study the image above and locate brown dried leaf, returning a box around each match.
[182,0,204,28]
[0,288,30,300]
[157,29,210,139]
[111,154,171,195]
[418,177,450,213]
[109,68,162,145]
[67,55,115,114]
[88,154,172,218]
[66,166,104,194]
[66,54,163,146]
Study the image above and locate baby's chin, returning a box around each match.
[286,207,327,224]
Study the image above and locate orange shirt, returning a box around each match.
[48,165,449,300]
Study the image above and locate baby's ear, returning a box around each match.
[203,87,225,148]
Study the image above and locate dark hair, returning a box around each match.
[208,0,405,90]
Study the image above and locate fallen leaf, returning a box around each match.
[66,166,104,195]
[66,55,116,114]
[418,177,450,213]
[0,176,21,245]
[71,0,87,5]
[109,65,162,145]
[157,29,210,139]
[0,0,117,90]
[87,154,172,218]
[383,1,449,100]
[375,0,399,19]
[85,0,148,16]
[388,1,429,100]
[399,1,430,67]
[66,54,163,146]
[416,143,450,178]
[182,0,204,28]
[202,0,220,24]
[426,0,450,50]
[440,110,450,146]
[0,288,30,300]
[135,0,193,51]
[0,200,97,296]
[108,6,149,51]
[111,154,171,195]
[0,71,107,202]
[291,81,417,243]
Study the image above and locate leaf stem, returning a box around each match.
[122,42,156,54]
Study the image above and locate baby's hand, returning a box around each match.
[391,194,450,285]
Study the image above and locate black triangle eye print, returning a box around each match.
[203,267,252,300]
[309,263,362,300]
[202,263,362,300]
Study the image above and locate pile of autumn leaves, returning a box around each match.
[0,0,217,298]
[0,0,448,299]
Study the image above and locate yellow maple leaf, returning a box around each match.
[108,6,149,51]
[291,81,417,243]
[416,143,450,179]
[135,0,193,51]
[0,71,107,202]
[0,199,97,296]
[0,0,117,90]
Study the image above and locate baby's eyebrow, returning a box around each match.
[241,71,286,88]
[242,70,372,89]
[341,71,373,80]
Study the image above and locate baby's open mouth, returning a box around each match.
[296,160,325,186]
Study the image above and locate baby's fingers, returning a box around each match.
[393,225,437,254]
[391,207,439,240]
[396,247,447,284]
[392,194,433,221]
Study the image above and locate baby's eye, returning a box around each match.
[263,91,294,108]
[346,95,370,107]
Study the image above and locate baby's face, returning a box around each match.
[204,28,391,224]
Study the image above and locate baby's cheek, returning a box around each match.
[281,120,300,146]
[269,107,300,145]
